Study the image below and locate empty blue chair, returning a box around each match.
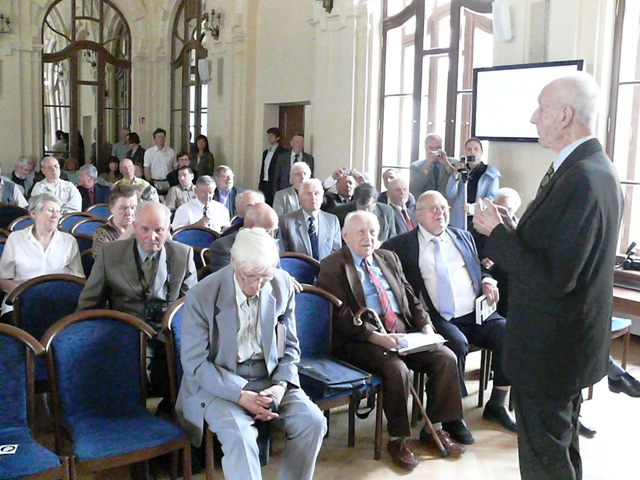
[86,203,110,219]
[172,226,219,249]
[42,309,192,479]
[70,218,105,236]
[59,212,94,232]
[280,252,321,284]
[8,215,33,232]
[295,285,383,459]
[0,205,28,230]
[0,324,69,480]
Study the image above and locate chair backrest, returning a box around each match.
[8,215,33,231]
[0,324,44,430]
[0,237,6,258]
[0,227,11,238]
[294,285,342,357]
[72,232,93,253]
[70,218,106,236]
[41,310,155,423]
[0,205,28,230]
[86,203,110,219]
[59,212,95,232]
[80,249,95,278]
[280,252,321,285]
[161,298,186,404]
[172,226,219,249]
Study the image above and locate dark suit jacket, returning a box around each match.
[272,151,314,192]
[126,146,145,166]
[259,144,289,205]
[213,186,244,217]
[321,192,352,214]
[316,247,430,359]
[208,232,237,273]
[191,152,215,177]
[78,183,111,211]
[485,138,623,395]
[390,206,418,235]
[334,202,397,242]
[382,227,489,322]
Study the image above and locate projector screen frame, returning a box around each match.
[471,59,585,143]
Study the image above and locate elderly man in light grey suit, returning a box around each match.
[279,178,341,261]
[272,161,310,216]
[176,228,326,480]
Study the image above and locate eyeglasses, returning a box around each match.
[416,205,450,214]
[238,270,274,285]
[42,207,61,215]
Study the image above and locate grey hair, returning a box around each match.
[343,210,379,232]
[134,201,171,226]
[79,164,98,180]
[383,167,400,177]
[289,161,311,182]
[196,175,216,188]
[28,194,61,214]
[40,156,57,168]
[425,133,443,144]
[299,178,323,193]
[235,189,265,211]
[230,227,279,273]
[550,72,600,131]
[495,187,522,212]
[17,156,34,168]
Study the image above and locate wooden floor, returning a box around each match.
[44,335,640,479]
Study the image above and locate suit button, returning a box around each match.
[201,403,205,408]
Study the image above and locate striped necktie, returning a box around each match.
[308,216,319,260]
[536,163,555,197]
[361,259,397,333]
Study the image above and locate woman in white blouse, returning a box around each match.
[0,193,84,315]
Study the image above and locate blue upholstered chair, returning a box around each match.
[71,233,93,253]
[7,274,87,391]
[41,309,192,479]
[0,324,70,480]
[8,215,33,231]
[85,203,110,219]
[172,226,219,249]
[80,249,95,278]
[295,284,384,460]
[0,205,28,230]
[0,238,5,258]
[70,218,105,236]
[58,212,95,232]
[279,252,321,285]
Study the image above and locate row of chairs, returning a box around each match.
[0,204,110,232]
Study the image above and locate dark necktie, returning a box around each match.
[361,259,397,333]
[203,203,209,217]
[433,163,440,190]
[294,153,300,164]
[536,163,555,197]
[431,236,455,320]
[401,208,414,230]
[308,216,319,260]
[141,255,155,290]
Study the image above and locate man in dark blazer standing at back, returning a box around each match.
[272,133,314,192]
[258,127,288,205]
[474,72,624,480]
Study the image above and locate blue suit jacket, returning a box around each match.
[78,183,111,211]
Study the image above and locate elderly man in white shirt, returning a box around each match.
[172,175,230,231]
[143,127,176,190]
[31,156,82,214]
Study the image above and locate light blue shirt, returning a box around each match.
[217,189,231,210]
[350,250,400,316]
[553,135,595,172]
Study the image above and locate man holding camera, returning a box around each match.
[409,134,456,200]
[77,201,197,400]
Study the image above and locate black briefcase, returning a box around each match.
[298,357,372,399]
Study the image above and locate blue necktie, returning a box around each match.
[431,236,455,320]
[308,216,319,260]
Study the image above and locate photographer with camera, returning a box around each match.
[409,133,456,199]
[77,201,197,407]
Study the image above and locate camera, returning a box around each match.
[621,242,640,271]
[145,301,169,330]
[432,152,441,158]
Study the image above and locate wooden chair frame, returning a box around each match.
[85,203,110,219]
[69,218,106,236]
[8,214,34,231]
[58,212,95,232]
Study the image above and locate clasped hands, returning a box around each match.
[238,384,286,422]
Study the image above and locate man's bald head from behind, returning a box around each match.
[244,203,279,236]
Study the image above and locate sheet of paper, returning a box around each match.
[396,332,446,356]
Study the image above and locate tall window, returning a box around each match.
[171,0,209,154]
[42,0,131,171]
[608,0,640,253]
[378,0,493,183]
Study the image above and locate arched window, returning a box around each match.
[171,0,209,154]
[42,0,131,172]
[378,0,493,182]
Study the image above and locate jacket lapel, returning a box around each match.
[344,249,366,308]
[216,268,239,373]
[373,250,407,314]
[295,210,312,256]
[259,282,277,374]
[446,228,480,293]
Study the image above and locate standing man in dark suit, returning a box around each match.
[76,164,110,211]
[474,72,624,480]
[409,134,455,200]
[385,178,417,235]
[272,133,314,192]
[259,127,288,205]
[334,183,397,242]
[213,165,244,217]
[316,211,468,471]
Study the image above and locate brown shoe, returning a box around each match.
[420,428,466,457]
[387,438,419,471]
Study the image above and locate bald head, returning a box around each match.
[244,203,278,236]
[120,158,135,181]
[386,178,409,207]
[236,190,265,218]
[134,201,171,254]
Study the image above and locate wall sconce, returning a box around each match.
[317,0,334,14]
[0,13,11,34]
[203,9,222,40]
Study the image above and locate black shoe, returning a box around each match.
[482,405,517,432]
[578,420,596,438]
[608,372,640,398]
[442,419,475,445]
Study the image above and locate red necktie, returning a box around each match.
[362,259,397,333]
[88,186,95,205]
[401,208,414,230]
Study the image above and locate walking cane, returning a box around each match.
[353,308,449,458]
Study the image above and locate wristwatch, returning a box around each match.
[272,380,288,390]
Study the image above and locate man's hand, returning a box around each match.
[259,384,286,407]
[481,258,494,270]
[495,204,518,231]
[473,198,503,236]
[482,282,500,306]
[352,170,366,184]
[421,324,435,335]
[370,331,406,350]
[331,168,347,180]
[238,391,280,421]
[194,216,210,229]
[291,277,303,293]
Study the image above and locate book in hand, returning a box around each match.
[395,332,446,356]
[475,294,497,325]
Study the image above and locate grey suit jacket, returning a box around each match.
[279,209,341,261]
[77,237,197,323]
[176,266,300,446]
[391,205,418,235]
[334,202,397,242]
[272,186,300,217]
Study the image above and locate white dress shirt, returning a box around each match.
[234,275,263,363]
[172,198,230,230]
[143,145,177,180]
